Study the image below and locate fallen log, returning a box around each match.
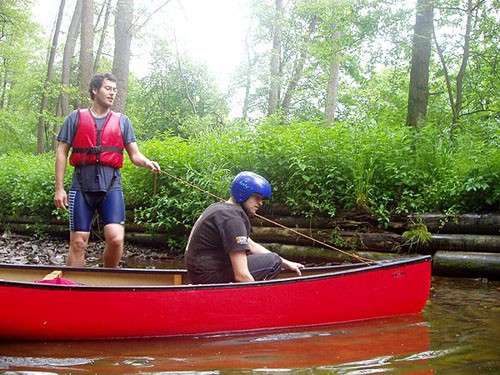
[1,223,67,238]
[432,251,500,280]
[3,215,68,225]
[251,214,407,232]
[409,214,500,235]
[124,232,168,248]
[264,243,418,264]
[251,227,402,252]
[251,216,371,230]
[1,222,403,253]
[2,215,149,234]
[424,234,500,253]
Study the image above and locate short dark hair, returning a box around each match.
[89,72,116,100]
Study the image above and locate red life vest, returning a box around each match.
[69,109,124,169]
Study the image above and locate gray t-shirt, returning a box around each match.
[57,110,136,192]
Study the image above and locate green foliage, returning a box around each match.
[0,109,38,153]
[0,117,498,252]
[1,0,499,254]
[233,0,412,121]
[0,152,64,220]
[126,40,229,140]
[0,0,50,153]
[402,220,432,251]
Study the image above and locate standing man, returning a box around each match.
[185,171,304,284]
[54,72,160,267]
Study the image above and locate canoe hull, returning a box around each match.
[0,257,431,340]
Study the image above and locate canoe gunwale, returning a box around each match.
[0,255,431,292]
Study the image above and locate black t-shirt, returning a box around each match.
[185,202,251,276]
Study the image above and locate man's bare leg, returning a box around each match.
[103,223,125,268]
[67,231,90,267]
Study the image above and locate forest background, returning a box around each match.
[0,0,498,251]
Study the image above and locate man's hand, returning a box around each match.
[54,189,68,210]
[282,259,305,276]
[145,159,161,173]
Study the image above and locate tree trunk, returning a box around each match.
[250,227,402,252]
[281,15,318,116]
[37,0,65,154]
[406,0,433,128]
[408,213,500,235]
[52,98,63,151]
[433,0,473,123]
[454,0,473,122]
[0,60,8,109]
[324,29,341,125]
[93,0,111,73]
[242,28,255,120]
[265,243,411,264]
[425,234,500,253]
[267,0,283,116]
[112,0,134,113]
[52,0,82,151]
[174,33,197,116]
[433,251,500,280]
[433,25,456,120]
[79,0,94,108]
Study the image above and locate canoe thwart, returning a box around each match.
[173,274,182,285]
[42,270,62,281]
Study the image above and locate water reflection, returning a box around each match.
[0,315,428,373]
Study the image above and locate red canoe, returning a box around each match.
[0,256,431,340]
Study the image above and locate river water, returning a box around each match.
[0,275,498,374]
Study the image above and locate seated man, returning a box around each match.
[185,171,304,284]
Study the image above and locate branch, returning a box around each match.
[433,23,456,120]
[281,15,318,114]
[94,0,112,73]
[459,109,498,117]
[455,0,473,117]
[93,0,105,33]
[174,31,197,117]
[134,0,173,30]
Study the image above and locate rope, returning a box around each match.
[252,212,371,263]
[155,169,372,263]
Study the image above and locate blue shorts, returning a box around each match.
[68,190,125,232]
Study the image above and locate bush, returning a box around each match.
[0,152,66,220]
[0,118,497,252]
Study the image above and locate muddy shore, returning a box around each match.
[0,233,184,269]
[0,233,323,269]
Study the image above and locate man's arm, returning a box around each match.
[229,250,255,282]
[54,142,71,210]
[248,238,305,276]
[125,142,160,172]
[248,238,272,254]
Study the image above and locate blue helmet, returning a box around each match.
[231,171,271,203]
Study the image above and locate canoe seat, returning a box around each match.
[173,274,182,285]
[42,270,63,281]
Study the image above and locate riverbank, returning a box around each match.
[1,211,499,279]
[0,234,183,269]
